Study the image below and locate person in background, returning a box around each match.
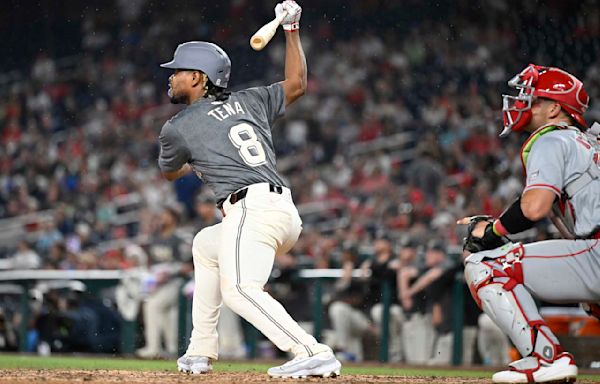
[399,241,451,363]
[328,246,373,362]
[427,249,480,366]
[136,205,193,358]
[0,307,17,351]
[4,240,40,269]
[193,192,221,230]
[477,312,511,367]
[363,235,404,363]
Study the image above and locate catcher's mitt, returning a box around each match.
[462,215,506,253]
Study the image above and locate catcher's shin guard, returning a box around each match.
[464,244,562,363]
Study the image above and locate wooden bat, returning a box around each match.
[250,10,288,51]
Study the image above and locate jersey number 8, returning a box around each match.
[228,123,267,166]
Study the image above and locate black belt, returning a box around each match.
[217,184,284,208]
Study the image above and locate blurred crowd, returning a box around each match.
[1,0,600,361]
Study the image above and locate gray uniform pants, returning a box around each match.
[519,239,600,302]
[466,238,600,361]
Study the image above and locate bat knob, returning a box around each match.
[250,37,266,51]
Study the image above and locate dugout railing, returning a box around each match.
[0,267,468,364]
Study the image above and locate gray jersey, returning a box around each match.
[158,83,287,200]
[524,127,600,236]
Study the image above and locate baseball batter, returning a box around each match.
[156,0,341,379]
[460,64,600,383]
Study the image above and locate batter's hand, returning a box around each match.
[275,0,302,31]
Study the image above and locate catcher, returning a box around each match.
[459,64,600,384]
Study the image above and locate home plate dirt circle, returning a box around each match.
[0,369,495,384]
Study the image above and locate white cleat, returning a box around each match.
[177,354,212,374]
[492,353,577,383]
[267,351,342,379]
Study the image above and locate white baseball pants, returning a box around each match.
[186,183,331,359]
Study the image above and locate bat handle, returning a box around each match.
[275,9,289,25]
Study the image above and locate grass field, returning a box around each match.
[1,354,600,383]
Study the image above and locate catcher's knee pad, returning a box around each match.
[465,245,561,362]
[464,258,493,305]
[464,242,526,303]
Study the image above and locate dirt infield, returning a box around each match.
[0,369,491,384]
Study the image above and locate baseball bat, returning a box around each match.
[250,10,288,51]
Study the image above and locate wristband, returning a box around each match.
[482,221,504,243]
[283,22,299,31]
[497,197,536,234]
[492,219,509,237]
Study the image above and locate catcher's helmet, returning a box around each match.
[160,41,231,88]
[501,64,589,137]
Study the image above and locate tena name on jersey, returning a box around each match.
[207,101,245,121]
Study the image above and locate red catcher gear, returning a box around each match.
[501,64,589,137]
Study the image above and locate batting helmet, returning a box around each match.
[160,41,231,88]
[501,64,589,137]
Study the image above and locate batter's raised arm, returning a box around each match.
[277,1,306,107]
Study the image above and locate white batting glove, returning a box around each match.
[275,0,301,31]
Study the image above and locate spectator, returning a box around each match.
[427,252,479,366]
[31,285,121,354]
[5,240,41,269]
[192,192,221,230]
[399,241,453,364]
[0,307,17,351]
[35,221,63,255]
[363,235,404,363]
[477,313,511,367]
[328,246,373,362]
[136,205,192,358]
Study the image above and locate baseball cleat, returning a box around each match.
[492,353,577,383]
[176,354,212,374]
[267,351,342,379]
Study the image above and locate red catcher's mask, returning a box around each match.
[501,64,589,137]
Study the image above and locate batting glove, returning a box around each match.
[275,0,301,31]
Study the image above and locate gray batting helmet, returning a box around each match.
[160,41,231,88]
